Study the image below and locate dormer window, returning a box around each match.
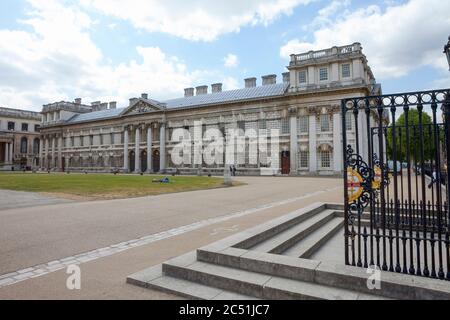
[8,121,15,131]
[319,67,328,81]
[342,63,351,78]
[298,70,307,84]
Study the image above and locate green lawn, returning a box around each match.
[0,172,237,200]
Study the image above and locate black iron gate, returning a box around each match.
[342,89,450,280]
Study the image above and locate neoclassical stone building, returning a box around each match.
[39,43,381,175]
[0,107,41,170]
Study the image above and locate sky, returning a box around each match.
[0,0,449,112]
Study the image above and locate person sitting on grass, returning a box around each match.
[152,177,170,183]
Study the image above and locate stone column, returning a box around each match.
[8,142,13,164]
[45,138,50,169]
[123,127,129,172]
[51,135,56,169]
[4,142,9,164]
[38,138,43,170]
[134,126,141,173]
[333,112,342,173]
[160,122,166,172]
[289,113,298,174]
[57,135,63,171]
[147,124,153,173]
[357,111,366,161]
[308,113,317,173]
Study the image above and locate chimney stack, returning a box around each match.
[282,72,290,84]
[129,98,138,106]
[100,102,108,111]
[74,98,82,104]
[262,74,277,86]
[141,93,148,100]
[245,77,257,88]
[91,101,101,111]
[184,88,194,97]
[109,102,117,109]
[196,85,208,95]
[211,83,223,93]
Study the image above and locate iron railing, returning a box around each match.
[342,89,450,280]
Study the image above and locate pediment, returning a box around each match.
[121,99,164,116]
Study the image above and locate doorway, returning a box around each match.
[141,150,148,172]
[281,151,290,174]
[129,151,135,172]
[153,150,160,173]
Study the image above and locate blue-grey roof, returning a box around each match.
[65,83,289,124]
[68,107,125,124]
[163,83,289,109]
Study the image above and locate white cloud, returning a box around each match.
[306,0,351,29]
[0,0,234,110]
[79,0,313,42]
[280,0,450,80]
[224,54,239,68]
[223,77,240,90]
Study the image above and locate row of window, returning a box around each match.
[1,121,40,132]
[19,137,40,154]
[298,63,351,84]
[175,116,352,137]
[53,116,355,149]
[298,150,331,169]
[43,111,60,123]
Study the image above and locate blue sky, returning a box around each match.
[0,0,448,111]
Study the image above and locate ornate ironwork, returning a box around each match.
[342,88,450,280]
[346,145,374,225]
[372,153,390,191]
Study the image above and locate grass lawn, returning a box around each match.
[0,172,239,200]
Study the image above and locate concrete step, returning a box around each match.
[249,209,336,254]
[162,254,385,300]
[127,263,258,300]
[282,217,344,258]
[196,246,450,300]
[234,203,328,250]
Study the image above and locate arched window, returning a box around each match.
[20,137,28,154]
[33,138,40,154]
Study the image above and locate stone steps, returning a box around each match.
[127,263,258,300]
[249,209,336,254]
[233,203,328,250]
[156,251,384,300]
[282,217,344,258]
[127,203,450,300]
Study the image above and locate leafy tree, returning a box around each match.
[386,109,439,162]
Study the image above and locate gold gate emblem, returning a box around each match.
[347,167,363,203]
[372,165,382,190]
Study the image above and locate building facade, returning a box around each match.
[39,43,381,175]
[0,107,41,170]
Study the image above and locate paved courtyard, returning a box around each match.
[0,189,73,211]
[0,176,343,299]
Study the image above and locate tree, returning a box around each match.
[386,109,438,162]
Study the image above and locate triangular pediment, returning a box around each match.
[121,99,164,116]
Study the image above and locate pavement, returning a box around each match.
[0,189,73,211]
[0,176,343,300]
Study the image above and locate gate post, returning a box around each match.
[444,92,450,280]
[341,100,349,265]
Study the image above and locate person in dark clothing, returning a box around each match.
[428,171,437,189]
